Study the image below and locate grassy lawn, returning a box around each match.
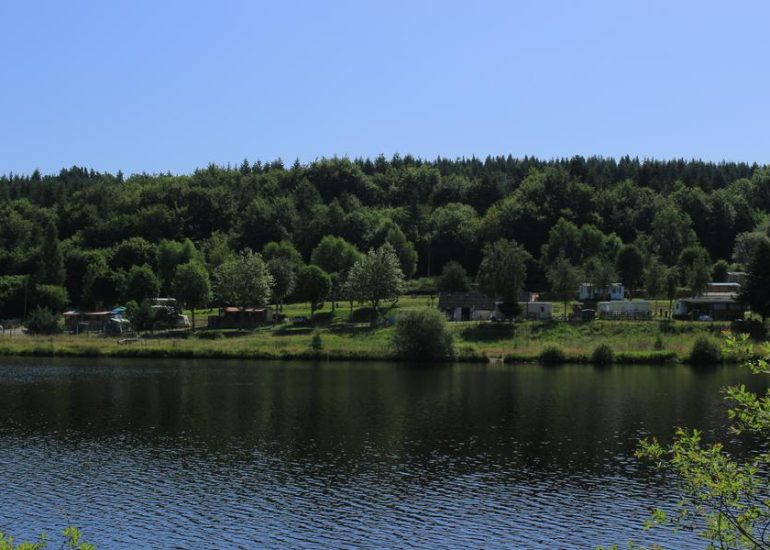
[0,295,735,364]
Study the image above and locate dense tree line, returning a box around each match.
[1,155,769,318]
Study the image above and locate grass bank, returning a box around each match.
[0,296,739,365]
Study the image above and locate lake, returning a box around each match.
[0,358,765,548]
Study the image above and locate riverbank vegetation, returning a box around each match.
[0,295,736,364]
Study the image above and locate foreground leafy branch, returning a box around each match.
[0,527,94,550]
[636,334,770,549]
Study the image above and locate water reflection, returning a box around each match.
[0,359,764,548]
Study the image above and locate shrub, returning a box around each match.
[193,331,225,340]
[591,344,614,365]
[24,307,62,335]
[310,331,324,352]
[654,336,665,350]
[126,299,157,332]
[689,336,722,366]
[539,345,567,365]
[391,309,454,361]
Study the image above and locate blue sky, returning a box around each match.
[1,0,769,175]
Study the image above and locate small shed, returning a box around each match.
[519,301,553,320]
[438,292,496,322]
[208,307,274,329]
[597,300,651,320]
[674,294,745,321]
[63,311,113,334]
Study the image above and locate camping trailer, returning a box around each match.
[597,300,651,319]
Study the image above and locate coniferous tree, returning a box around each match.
[37,221,65,285]
[740,239,770,324]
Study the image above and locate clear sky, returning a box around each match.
[2,0,769,176]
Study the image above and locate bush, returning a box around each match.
[310,331,324,352]
[539,345,567,365]
[391,309,454,361]
[126,299,157,332]
[193,331,225,340]
[689,336,722,366]
[591,344,614,365]
[24,307,62,335]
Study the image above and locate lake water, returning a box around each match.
[0,358,766,549]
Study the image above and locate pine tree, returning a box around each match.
[740,239,770,324]
[37,221,65,285]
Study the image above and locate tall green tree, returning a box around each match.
[213,249,274,308]
[384,225,418,278]
[262,240,303,269]
[158,239,200,294]
[310,235,361,275]
[297,265,332,318]
[438,260,470,292]
[310,236,361,311]
[547,256,581,319]
[36,221,65,285]
[665,267,680,315]
[740,239,770,324]
[476,239,530,319]
[344,243,405,323]
[712,259,730,283]
[615,244,644,298]
[583,257,617,290]
[122,264,160,304]
[266,258,296,312]
[650,203,696,265]
[643,256,666,299]
[110,237,158,271]
[685,253,712,297]
[172,261,211,329]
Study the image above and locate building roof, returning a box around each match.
[223,307,270,313]
[437,292,495,310]
[680,293,740,304]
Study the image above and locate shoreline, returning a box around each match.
[0,336,723,366]
[0,313,741,367]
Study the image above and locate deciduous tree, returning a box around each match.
[477,239,530,320]
[297,265,331,318]
[344,243,405,323]
[172,261,211,329]
[547,256,581,319]
[213,249,274,308]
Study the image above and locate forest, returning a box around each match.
[1,154,770,320]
